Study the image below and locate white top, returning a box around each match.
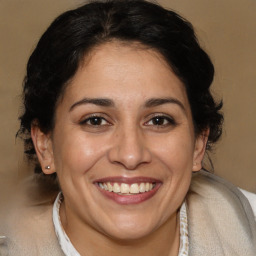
[53,193,81,256]
[53,193,189,256]
[240,188,256,220]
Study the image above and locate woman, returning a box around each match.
[1,0,256,255]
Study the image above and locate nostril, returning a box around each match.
[108,147,152,170]
[107,129,152,169]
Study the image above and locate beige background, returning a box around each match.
[0,0,255,196]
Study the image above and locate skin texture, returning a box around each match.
[32,41,208,256]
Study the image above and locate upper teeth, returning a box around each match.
[98,182,155,194]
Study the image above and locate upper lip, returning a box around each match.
[93,176,162,184]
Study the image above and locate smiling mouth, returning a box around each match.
[98,182,156,195]
[94,177,161,204]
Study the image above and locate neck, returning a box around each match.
[60,201,180,256]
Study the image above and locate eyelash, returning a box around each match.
[79,114,110,126]
[144,114,177,128]
[79,113,176,128]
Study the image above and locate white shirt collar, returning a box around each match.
[53,193,189,256]
[53,193,81,256]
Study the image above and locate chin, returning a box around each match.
[100,216,158,241]
[108,228,154,242]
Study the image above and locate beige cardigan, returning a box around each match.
[187,171,256,255]
[1,170,256,256]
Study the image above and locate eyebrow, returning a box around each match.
[69,98,115,111]
[69,97,185,112]
[144,97,185,111]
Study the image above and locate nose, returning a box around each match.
[107,126,152,170]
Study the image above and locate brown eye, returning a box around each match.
[80,116,109,126]
[146,115,176,126]
[88,117,104,125]
[151,117,166,125]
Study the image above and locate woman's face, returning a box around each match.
[34,41,207,240]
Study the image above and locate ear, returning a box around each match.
[192,128,209,172]
[31,124,56,174]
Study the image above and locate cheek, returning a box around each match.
[52,131,109,177]
[150,130,195,173]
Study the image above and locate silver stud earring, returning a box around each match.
[45,165,51,170]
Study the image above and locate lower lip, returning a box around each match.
[95,183,162,205]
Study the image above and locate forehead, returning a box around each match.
[61,41,190,110]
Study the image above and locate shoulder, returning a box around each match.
[187,170,256,255]
[0,202,64,255]
[190,170,256,220]
[0,177,64,256]
[189,170,256,223]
